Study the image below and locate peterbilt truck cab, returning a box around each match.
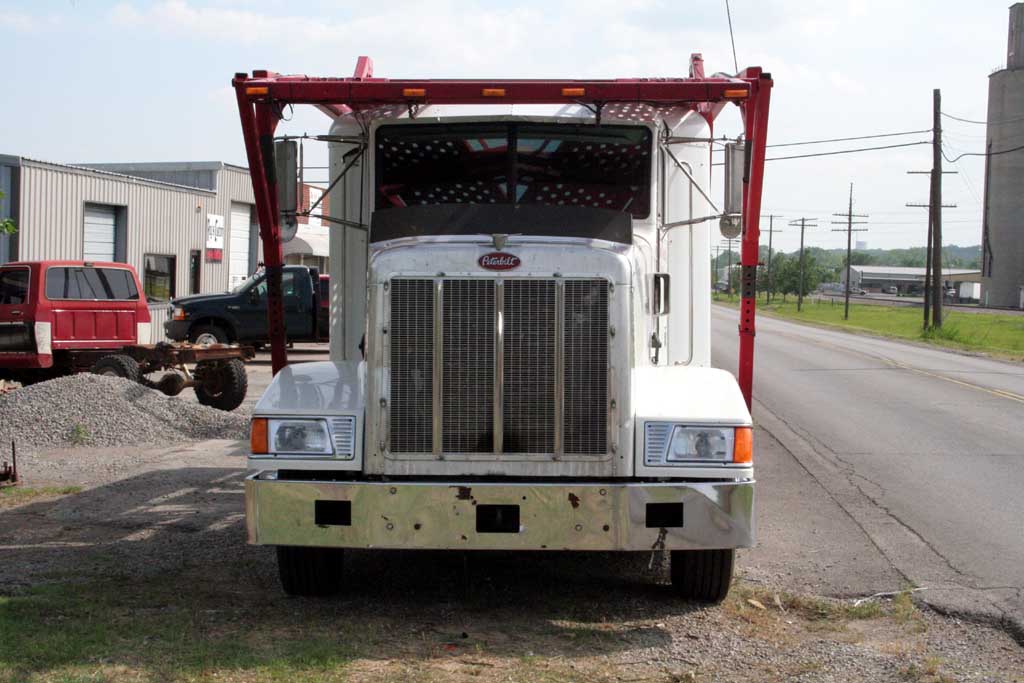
[240,62,771,603]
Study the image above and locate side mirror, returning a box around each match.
[275,140,298,243]
[721,142,745,239]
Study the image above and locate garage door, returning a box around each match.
[229,203,252,288]
[83,205,116,262]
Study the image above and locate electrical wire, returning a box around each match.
[767,129,932,148]
[712,129,931,151]
[942,142,1024,163]
[766,140,930,161]
[941,110,1024,126]
[725,0,739,73]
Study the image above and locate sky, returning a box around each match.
[0,0,1011,252]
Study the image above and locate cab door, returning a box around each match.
[0,265,35,353]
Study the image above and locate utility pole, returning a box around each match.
[763,215,784,302]
[931,88,945,328]
[720,239,736,296]
[831,183,868,320]
[788,217,818,312]
[713,244,721,287]
[909,188,954,329]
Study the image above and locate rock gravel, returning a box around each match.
[0,374,249,449]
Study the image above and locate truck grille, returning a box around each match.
[388,277,609,456]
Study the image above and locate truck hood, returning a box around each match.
[171,292,236,307]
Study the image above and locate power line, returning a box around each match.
[767,129,931,148]
[941,110,1024,126]
[942,142,1024,163]
[724,0,739,73]
[766,140,930,162]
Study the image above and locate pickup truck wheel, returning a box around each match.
[277,546,345,597]
[90,355,141,383]
[193,359,247,411]
[190,325,229,345]
[669,549,734,603]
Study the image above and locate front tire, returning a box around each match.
[193,358,247,411]
[277,546,345,597]
[189,324,229,345]
[669,549,734,603]
[90,354,141,383]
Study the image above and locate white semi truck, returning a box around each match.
[234,56,773,603]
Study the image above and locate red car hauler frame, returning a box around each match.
[231,56,772,408]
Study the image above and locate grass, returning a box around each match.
[0,485,80,507]
[0,574,955,683]
[714,293,1024,359]
[68,424,91,446]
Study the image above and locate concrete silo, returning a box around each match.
[982,3,1024,308]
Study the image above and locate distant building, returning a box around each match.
[284,183,330,274]
[982,3,1024,308]
[0,157,258,298]
[843,265,981,296]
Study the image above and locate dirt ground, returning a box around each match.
[1,434,1022,682]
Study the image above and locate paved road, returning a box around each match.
[711,305,1024,635]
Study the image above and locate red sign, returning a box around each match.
[478,253,520,271]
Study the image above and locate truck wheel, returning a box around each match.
[90,355,141,383]
[190,324,229,345]
[276,546,345,597]
[669,549,734,603]
[193,358,247,411]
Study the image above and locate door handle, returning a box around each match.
[10,310,22,316]
[226,305,240,311]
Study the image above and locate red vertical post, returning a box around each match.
[233,76,289,374]
[737,73,773,410]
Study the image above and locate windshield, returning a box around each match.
[375,123,652,219]
[229,271,263,294]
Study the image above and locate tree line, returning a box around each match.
[711,243,981,299]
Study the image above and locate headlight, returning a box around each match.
[644,423,749,466]
[172,307,187,320]
[268,419,333,455]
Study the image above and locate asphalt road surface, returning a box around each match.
[712,305,1024,637]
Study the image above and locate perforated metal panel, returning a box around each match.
[564,280,608,454]
[442,279,495,453]
[503,280,556,454]
[389,279,434,453]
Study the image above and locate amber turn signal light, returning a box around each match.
[245,86,269,96]
[733,427,753,464]
[251,418,268,454]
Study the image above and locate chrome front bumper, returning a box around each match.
[246,474,754,551]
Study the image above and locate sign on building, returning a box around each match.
[206,214,225,262]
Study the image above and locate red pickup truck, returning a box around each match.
[0,260,253,410]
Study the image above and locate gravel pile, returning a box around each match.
[0,374,250,448]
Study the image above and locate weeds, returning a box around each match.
[68,424,91,446]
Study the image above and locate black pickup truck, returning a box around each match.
[166,266,329,345]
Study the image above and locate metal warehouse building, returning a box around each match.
[0,157,262,301]
[842,265,981,297]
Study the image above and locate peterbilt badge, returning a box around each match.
[479,253,521,270]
